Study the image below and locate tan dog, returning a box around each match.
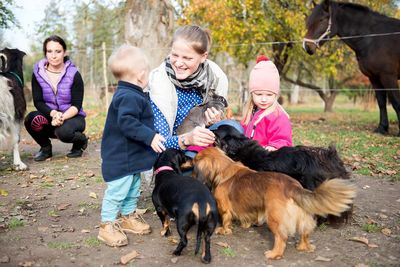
[192,147,356,260]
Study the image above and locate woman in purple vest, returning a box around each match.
[24,35,88,161]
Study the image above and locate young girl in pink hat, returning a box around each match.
[241,55,293,151]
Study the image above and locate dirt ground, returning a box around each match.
[0,136,399,267]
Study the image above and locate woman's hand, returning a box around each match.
[51,111,64,127]
[205,107,223,126]
[151,134,166,153]
[186,126,215,147]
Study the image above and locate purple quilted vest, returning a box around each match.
[33,59,86,117]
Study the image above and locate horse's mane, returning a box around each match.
[336,1,399,23]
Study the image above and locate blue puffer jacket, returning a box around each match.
[101,81,157,181]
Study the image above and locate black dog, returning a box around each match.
[212,124,352,224]
[213,124,350,190]
[152,148,219,263]
[176,94,228,135]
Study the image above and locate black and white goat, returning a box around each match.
[0,48,27,170]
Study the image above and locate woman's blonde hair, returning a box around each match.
[172,25,212,55]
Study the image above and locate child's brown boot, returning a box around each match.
[119,212,151,235]
[97,221,128,247]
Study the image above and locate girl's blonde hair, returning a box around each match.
[241,94,284,125]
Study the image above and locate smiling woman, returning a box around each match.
[148,25,229,152]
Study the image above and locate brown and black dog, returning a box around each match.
[192,147,356,260]
[152,148,219,263]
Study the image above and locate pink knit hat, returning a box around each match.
[249,55,280,95]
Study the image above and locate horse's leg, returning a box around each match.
[380,74,400,136]
[387,86,400,136]
[369,77,388,134]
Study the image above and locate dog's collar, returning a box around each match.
[154,166,174,175]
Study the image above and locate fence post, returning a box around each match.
[102,42,109,108]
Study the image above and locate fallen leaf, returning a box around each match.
[0,189,9,197]
[314,256,332,262]
[167,236,178,244]
[120,250,139,265]
[57,203,71,211]
[368,243,379,248]
[85,171,95,177]
[38,227,48,232]
[354,264,370,267]
[381,228,391,236]
[0,256,10,263]
[136,208,147,215]
[348,236,369,245]
[18,261,33,267]
[362,185,370,189]
[89,192,97,199]
[81,229,90,233]
[215,241,230,248]
[171,257,178,264]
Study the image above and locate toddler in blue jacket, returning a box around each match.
[98,44,165,247]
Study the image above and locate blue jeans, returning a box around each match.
[101,173,141,222]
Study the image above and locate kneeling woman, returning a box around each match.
[25,35,88,161]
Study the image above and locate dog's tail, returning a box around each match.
[292,178,356,217]
[194,202,218,256]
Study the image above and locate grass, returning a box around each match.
[219,247,236,257]
[8,218,24,229]
[84,237,101,247]
[285,104,399,180]
[361,223,382,233]
[47,241,77,249]
[78,202,100,210]
[318,223,328,232]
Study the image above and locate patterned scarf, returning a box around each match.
[164,57,219,103]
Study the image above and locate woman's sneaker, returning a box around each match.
[119,212,151,235]
[97,221,128,247]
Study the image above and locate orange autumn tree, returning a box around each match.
[175,0,399,111]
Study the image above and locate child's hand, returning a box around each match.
[264,146,277,151]
[151,134,166,153]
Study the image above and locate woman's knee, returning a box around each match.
[54,125,74,142]
[24,111,49,132]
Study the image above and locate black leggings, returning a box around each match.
[24,111,86,148]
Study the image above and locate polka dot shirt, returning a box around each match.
[151,87,202,149]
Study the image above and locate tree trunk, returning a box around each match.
[324,92,337,112]
[124,0,174,69]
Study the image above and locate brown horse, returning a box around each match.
[303,0,400,136]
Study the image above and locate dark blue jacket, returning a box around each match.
[101,81,157,181]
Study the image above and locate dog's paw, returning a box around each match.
[160,228,171,237]
[14,162,28,171]
[215,227,232,235]
[296,243,316,252]
[264,250,283,260]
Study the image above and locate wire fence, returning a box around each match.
[23,30,400,110]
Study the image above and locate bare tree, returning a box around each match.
[125,0,174,68]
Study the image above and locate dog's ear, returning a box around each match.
[181,155,194,170]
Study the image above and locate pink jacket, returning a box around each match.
[242,106,293,149]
